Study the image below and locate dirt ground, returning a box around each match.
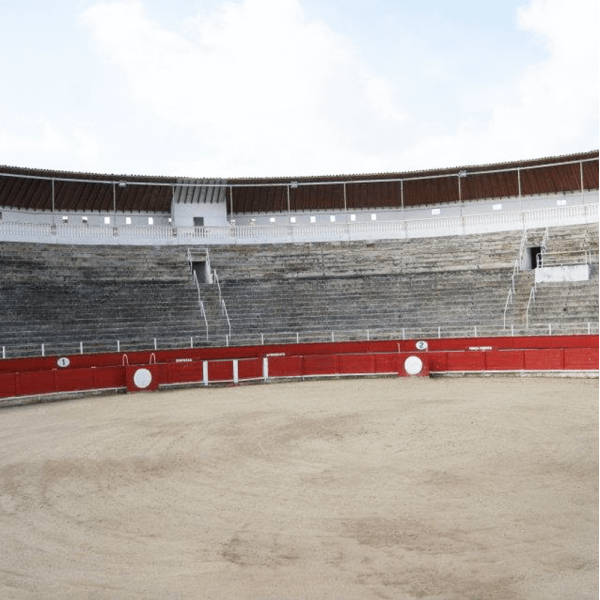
[0,377,597,600]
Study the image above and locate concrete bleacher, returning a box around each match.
[0,223,597,357]
[203,230,523,342]
[0,243,205,356]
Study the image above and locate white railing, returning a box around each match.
[2,321,598,359]
[503,287,513,330]
[212,270,231,339]
[0,202,597,246]
[192,271,209,340]
[525,286,536,329]
[537,249,590,268]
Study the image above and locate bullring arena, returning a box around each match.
[0,152,598,598]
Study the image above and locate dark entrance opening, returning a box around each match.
[192,261,210,283]
[523,246,542,270]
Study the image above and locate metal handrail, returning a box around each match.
[213,270,222,304]
[525,286,536,329]
[2,321,598,359]
[221,299,231,338]
[503,288,513,330]
[192,271,209,340]
[537,249,590,268]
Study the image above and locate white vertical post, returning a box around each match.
[366,329,370,341]
[438,326,441,339]
[233,360,239,384]
[331,331,335,342]
[263,357,269,381]
[511,324,514,336]
[80,341,84,355]
[226,335,229,347]
[549,323,552,335]
[474,325,477,337]
[2,346,5,360]
[402,328,405,340]
[190,336,194,348]
[117,340,120,352]
[41,344,45,357]
[588,322,591,334]
[261,333,264,345]
[154,338,157,350]
[296,333,299,344]
[203,361,209,386]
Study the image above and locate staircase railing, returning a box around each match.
[192,270,209,340]
[525,286,536,329]
[503,287,513,330]
[213,270,232,339]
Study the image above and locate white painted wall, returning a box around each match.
[535,264,591,283]
[171,200,228,228]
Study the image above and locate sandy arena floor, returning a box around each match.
[0,377,597,599]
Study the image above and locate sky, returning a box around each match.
[0,0,597,178]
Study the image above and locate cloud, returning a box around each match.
[403,0,599,168]
[0,105,101,171]
[80,0,597,177]
[81,0,410,176]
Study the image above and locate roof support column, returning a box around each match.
[400,179,404,220]
[51,178,55,222]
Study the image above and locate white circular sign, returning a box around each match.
[57,357,70,368]
[415,341,428,350]
[404,355,423,375]
[133,368,153,389]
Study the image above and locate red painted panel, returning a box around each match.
[238,358,263,380]
[268,356,302,378]
[337,354,374,374]
[303,354,337,376]
[446,352,485,371]
[166,362,203,384]
[373,353,399,373]
[564,348,599,370]
[484,351,524,371]
[524,349,564,371]
[19,370,56,396]
[208,360,233,382]
[428,352,448,372]
[0,372,17,398]
[55,368,96,392]
[93,366,126,389]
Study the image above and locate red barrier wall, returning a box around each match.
[0,336,597,400]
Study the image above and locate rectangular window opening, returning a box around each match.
[193,217,204,227]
